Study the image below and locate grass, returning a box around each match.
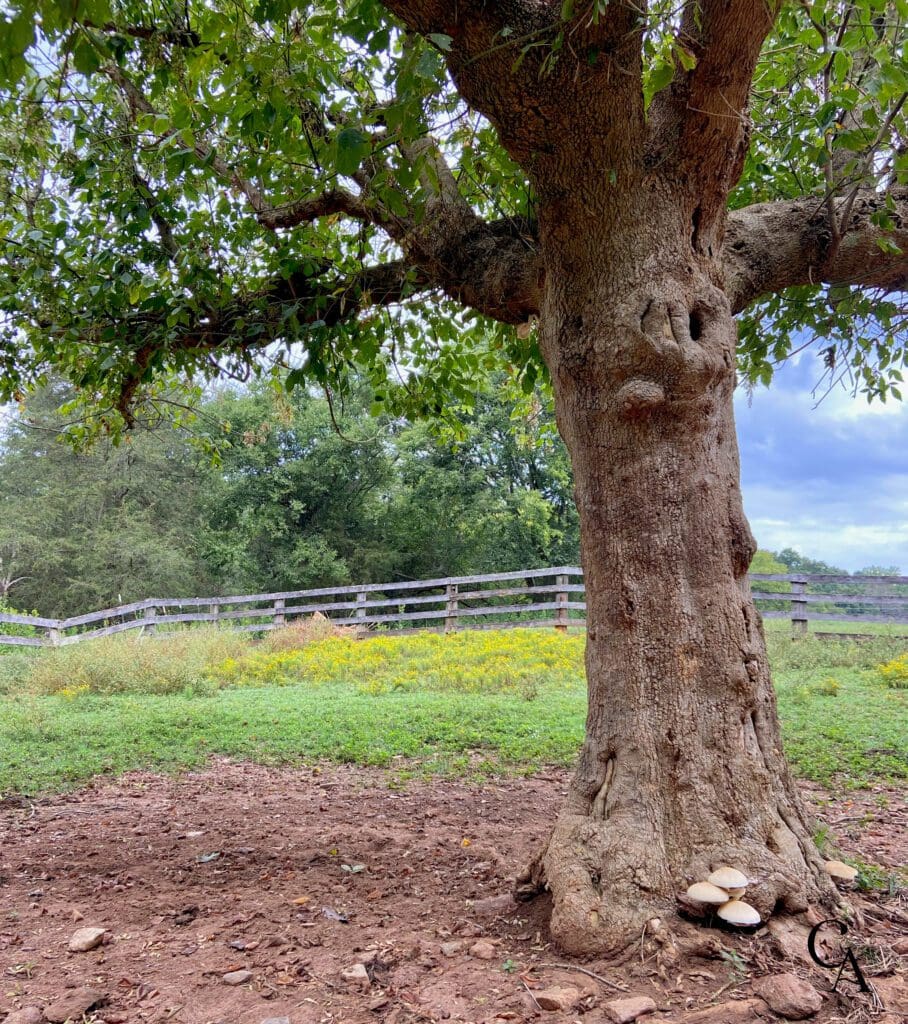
[0,625,906,796]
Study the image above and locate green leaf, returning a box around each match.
[428,33,452,52]
[334,126,370,176]
[5,14,35,56]
[71,37,101,76]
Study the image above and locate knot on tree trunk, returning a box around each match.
[616,380,666,418]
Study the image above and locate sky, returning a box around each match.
[734,352,908,573]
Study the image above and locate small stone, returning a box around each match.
[468,939,498,960]
[260,1018,290,1024]
[470,894,516,917]
[67,926,106,952]
[341,963,370,989]
[533,986,582,1011]
[892,935,908,955]
[683,1000,767,1024]
[369,994,390,1011]
[766,918,813,965]
[440,940,464,957]
[44,988,105,1023]
[222,969,253,986]
[753,974,823,1019]
[603,996,658,1023]
[3,1008,45,1024]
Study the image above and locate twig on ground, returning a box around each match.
[535,961,628,992]
[519,977,542,1010]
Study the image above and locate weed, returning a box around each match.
[878,652,908,689]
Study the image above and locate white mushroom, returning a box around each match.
[685,881,730,904]
[725,886,746,899]
[707,866,748,890]
[717,900,761,926]
[824,859,858,882]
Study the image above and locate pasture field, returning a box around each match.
[0,625,906,795]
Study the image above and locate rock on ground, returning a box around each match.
[753,974,823,1020]
[2,1009,45,1024]
[43,987,105,1024]
[682,1000,768,1024]
[222,969,253,986]
[67,926,106,952]
[468,939,498,960]
[533,985,582,1011]
[341,963,370,989]
[603,995,658,1023]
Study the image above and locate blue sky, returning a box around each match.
[735,352,908,573]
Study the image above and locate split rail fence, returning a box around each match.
[2,568,908,648]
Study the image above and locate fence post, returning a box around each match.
[356,591,367,634]
[445,584,458,633]
[273,597,286,627]
[555,573,569,632]
[790,576,808,636]
[145,603,157,636]
[209,602,220,627]
[46,625,61,646]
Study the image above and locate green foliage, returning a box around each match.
[0,1,902,428]
[0,380,219,616]
[0,375,578,615]
[734,4,908,397]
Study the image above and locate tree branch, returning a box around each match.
[649,0,781,223]
[104,65,386,235]
[381,2,644,171]
[256,188,379,230]
[723,189,908,314]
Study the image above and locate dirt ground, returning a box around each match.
[0,761,905,1024]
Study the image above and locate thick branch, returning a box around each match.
[381,1,644,173]
[649,0,780,224]
[256,188,378,230]
[723,189,908,314]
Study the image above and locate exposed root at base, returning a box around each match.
[514,810,844,957]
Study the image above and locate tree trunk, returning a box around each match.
[522,186,838,955]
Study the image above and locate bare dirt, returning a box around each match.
[0,762,905,1024]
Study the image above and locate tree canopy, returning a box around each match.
[0,0,905,433]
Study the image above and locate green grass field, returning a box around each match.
[0,626,906,795]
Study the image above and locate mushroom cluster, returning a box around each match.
[824,859,858,884]
[685,866,761,927]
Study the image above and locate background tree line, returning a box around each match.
[1,379,898,619]
[0,376,580,617]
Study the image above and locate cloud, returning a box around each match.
[735,352,908,572]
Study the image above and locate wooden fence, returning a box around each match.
[2,568,908,648]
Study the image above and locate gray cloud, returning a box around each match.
[735,354,908,572]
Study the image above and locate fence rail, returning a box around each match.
[2,568,908,647]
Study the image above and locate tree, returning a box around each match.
[0,381,217,616]
[0,1,906,954]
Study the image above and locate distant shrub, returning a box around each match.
[260,612,350,652]
[23,628,250,696]
[767,632,906,674]
[0,600,41,649]
[878,652,908,689]
[812,677,840,697]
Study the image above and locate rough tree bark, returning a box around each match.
[373,0,860,955]
[521,179,834,955]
